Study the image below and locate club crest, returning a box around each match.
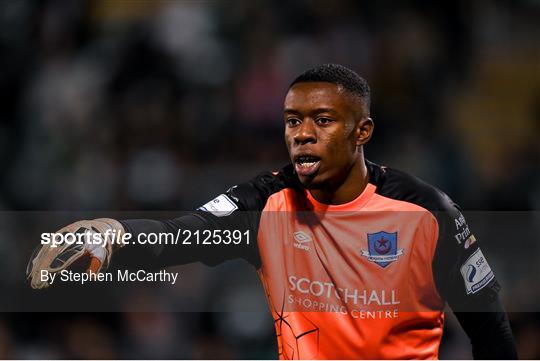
[361,231,404,268]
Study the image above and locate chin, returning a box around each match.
[298,175,325,190]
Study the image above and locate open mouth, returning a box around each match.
[294,155,321,177]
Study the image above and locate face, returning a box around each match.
[284,82,371,189]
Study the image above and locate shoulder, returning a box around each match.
[367,159,457,214]
[367,160,472,246]
[226,164,301,211]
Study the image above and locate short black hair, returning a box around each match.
[290,63,371,108]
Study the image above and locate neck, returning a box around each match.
[309,153,369,205]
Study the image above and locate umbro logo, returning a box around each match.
[294,231,312,243]
[293,231,312,251]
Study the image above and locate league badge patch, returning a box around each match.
[198,194,238,217]
[460,248,494,294]
[361,231,404,268]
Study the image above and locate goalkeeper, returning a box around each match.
[28,64,517,359]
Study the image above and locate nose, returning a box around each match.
[294,119,317,145]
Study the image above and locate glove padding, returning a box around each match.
[27,218,124,289]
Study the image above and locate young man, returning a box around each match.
[28,64,517,359]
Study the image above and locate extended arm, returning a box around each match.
[27,167,296,288]
[115,210,260,270]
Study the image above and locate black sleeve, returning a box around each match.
[432,195,501,310]
[113,168,295,270]
[454,296,518,359]
[431,196,517,358]
[116,210,259,269]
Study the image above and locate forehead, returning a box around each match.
[284,82,358,114]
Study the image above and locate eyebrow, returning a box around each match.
[284,107,338,115]
[283,108,299,114]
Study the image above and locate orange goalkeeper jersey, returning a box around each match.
[257,183,444,359]
[194,160,500,359]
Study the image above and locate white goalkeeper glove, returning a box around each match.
[26,218,125,289]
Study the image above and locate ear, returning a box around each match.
[355,117,374,147]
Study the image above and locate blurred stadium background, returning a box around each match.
[0,0,539,358]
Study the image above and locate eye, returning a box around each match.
[285,118,301,127]
[316,117,333,125]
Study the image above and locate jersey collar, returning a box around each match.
[305,183,376,211]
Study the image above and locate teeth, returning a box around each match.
[299,161,317,167]
[297,156,319,163]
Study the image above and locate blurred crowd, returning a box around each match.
[0,0,539,359]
